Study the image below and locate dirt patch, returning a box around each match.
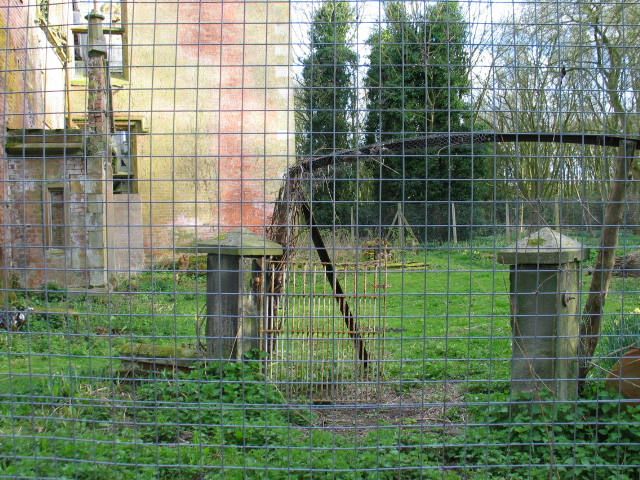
[308,383,466,434]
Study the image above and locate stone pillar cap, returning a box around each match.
[85,10,105,21]
[497,227,588,265]
[184,229,283,257]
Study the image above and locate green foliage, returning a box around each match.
[40,282,68,302]
[2,243,640,477]
[296,1,358,156]
[364,2,491,240]
[365,2,470,139]
[132,359,303,444]
[295,1,375,226]
[448,389,640,479]
[0,427,219,480]
[4,383,638,479]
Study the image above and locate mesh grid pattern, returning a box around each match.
[1,1,640,478]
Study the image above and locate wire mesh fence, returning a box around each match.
[2,0,640,478]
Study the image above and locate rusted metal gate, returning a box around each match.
[264,257,388,403]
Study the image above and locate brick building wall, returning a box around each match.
[2,0,293,286]
[109,194,145,275]
[68,0,293,259]
[1,1,69,288]
[0,1,31,287]
[5,132,89,288]
[0,1,67,131]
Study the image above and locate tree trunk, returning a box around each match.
[505,200,511,242]
[518,202,524,238]
[578,140,637,385]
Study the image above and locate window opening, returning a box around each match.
[46,187,65,248]
[72,1,124,77]
[111,124,138,194]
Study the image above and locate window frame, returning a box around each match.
[72,28,126,78]
[68,117,143,194]
[112,122,139,194]
[44,184,67,250]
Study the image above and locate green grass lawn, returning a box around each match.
[1,235,639,479]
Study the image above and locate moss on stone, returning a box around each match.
[119,342,201,359]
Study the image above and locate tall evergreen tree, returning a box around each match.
[365,2,490,240]
[296,1,358,155]
[295,1,365,226]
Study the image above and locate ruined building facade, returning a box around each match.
[0,0,292,288]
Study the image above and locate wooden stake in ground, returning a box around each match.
[350,207,355,244]
[451,202,458,244]
[578,140,638,384]
[505,201,511,242]
[386,202,419,246]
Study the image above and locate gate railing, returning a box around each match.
[263,259,388,403]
